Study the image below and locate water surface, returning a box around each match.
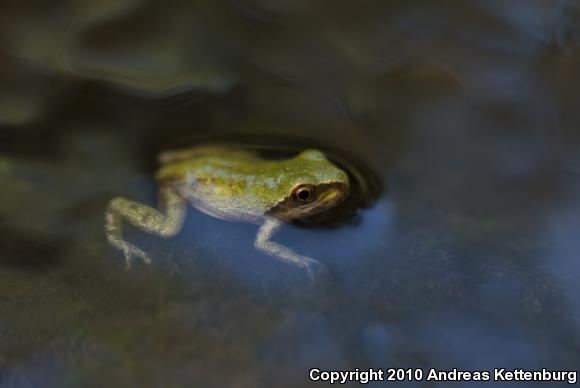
[1,1,580,387]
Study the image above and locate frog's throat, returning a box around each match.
[267,181,349,220]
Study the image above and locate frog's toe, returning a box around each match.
[303,259,332,282]
[123,254,133,270]
[122,245,152,269]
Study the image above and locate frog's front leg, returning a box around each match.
[254,217,328,279]
[105,186,187,269]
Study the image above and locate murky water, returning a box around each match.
[2,1,580,387]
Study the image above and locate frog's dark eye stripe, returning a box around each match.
[292,184,315,204]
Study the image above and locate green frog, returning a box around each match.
[105,146,350,278]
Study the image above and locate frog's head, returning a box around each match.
[268,149,350,220]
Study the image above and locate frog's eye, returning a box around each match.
[292,184,316,204]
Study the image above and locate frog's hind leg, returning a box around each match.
[254,217,328,280]
[105,186,187,269]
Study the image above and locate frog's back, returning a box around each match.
[155,147,283,223]
[155,147,271,183]
[158,146,259,165]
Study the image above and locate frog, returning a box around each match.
[105,146,350,278]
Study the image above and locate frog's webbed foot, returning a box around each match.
[121,242,152,269]
[254,217,331,281]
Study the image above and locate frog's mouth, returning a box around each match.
[269,182,350,220]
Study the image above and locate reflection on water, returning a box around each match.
[1,0,580,387]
